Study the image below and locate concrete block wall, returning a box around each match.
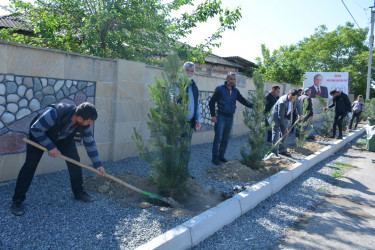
[0,40,293,182]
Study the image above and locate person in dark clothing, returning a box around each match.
[349,95,364,130]
[291,88,303,134]
[264,85,280,142]
[324,90,352,139]
[296,88,314,137]
[11,102,106,216]
[209,72,253,165]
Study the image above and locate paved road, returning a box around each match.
[277,144,375,249]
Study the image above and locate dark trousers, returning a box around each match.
[212,115,233,160]
[13,134,83,202]
[265,118,272,142]
[332,112,347,136]
[349,112,361,129]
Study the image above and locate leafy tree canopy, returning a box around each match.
[256,22,373,97]
[1,0,241,64]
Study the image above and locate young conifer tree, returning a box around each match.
[296,99,313,147]
[241,72,272,170]
[315,95,334,136]
[132,54,191,197]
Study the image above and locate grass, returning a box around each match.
[356,139,366,145]
[288,224,301,231]
[332,170,344,178]
[331,162,356,179]
[335,162,356,170]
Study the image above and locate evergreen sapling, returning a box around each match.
[132,54,191,197]
[241,72,272,170]
[296,98,313,147]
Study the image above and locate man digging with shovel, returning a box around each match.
[11,102,106,216]
[269,89,302,157]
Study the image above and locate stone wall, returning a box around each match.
[0,74,95,155]
[0,40,293,183]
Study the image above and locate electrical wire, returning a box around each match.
[341,0,361,29]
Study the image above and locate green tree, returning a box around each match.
[1,0,241,63]
[295,99,313,147]
[256,23,374,97]
[241,72,272,170]
[316,95,334,136]
[132,54,191,197]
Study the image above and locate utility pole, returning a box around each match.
[366,4,375,99]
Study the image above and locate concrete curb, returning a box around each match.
[136,128,365,250]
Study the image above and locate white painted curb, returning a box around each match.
[136,128,365,250]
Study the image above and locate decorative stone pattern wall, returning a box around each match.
[199,91,214,132]
[0,73,96,155]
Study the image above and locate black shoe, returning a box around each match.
[336,135,343,139]
[212,159,221,165]
[11,200,25,216]
[75,191,94,202]
[279,151,291,157]
[328,135,335,138]
[219,158,228,163]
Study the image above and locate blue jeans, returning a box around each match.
[212,115,233,160]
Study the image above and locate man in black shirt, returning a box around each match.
[324,90,351,139]
[264,85,280,142]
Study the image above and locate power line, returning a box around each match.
[341,0,361,29]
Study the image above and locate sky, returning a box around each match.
[0,0,374,62]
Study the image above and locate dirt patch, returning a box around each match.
[313,135,336,142]
[206,158,294,183]
[288,141,325,155]
[83,173,224,216]
[82,139,330,215]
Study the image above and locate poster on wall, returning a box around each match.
[302,72,349,98]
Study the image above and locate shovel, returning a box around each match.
[23,138,179,207]
[263,119,300,161]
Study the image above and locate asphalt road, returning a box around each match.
[277,143,375,249]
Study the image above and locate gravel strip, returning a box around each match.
[0,130,362,249]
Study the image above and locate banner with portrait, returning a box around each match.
[303,72,349,99]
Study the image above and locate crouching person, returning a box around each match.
[11,102,106,216]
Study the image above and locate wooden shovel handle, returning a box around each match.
[23,138,145,195]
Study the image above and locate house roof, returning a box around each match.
[0,14,29,31]
[223,56,257,68]
[205,53,243,68]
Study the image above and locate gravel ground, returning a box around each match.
[0,128,363,249]
[192,133,366,249]
[0,134,251,250]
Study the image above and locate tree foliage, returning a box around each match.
[315,95,334,136]
[295,99,313,148]
[241,72,272,170]
[132,54,191,197]
[1,0,241,63]
[256,23,373,97]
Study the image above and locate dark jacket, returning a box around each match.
[31,103,89,143]
[298,94,313,118]
[188,79,199,129]
[329,92,351,114]
[309,85,328,98]
[265,92,279,114]
[209,83,253,117]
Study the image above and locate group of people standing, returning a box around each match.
[10,61,365,217]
